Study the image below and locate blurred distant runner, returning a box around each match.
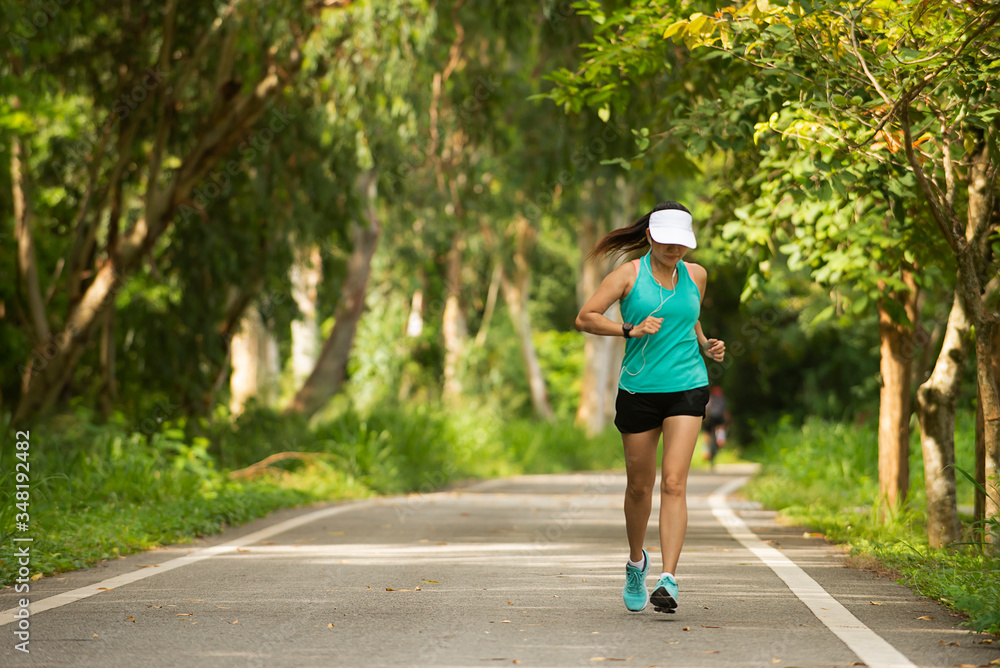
[701,386,730,468]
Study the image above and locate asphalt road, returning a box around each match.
[2,466,998,668]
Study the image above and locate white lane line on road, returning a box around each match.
[0,499,379,627]
[709,477,917,668]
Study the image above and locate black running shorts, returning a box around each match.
[614,385,710,434]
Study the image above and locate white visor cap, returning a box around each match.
[648,209,696,249]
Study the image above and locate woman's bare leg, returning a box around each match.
[658,415,703,574]
[622,426,662,563]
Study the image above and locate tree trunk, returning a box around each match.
[229,305,280,416]
[442,232,468,401]
[98,307,117,418]
[915,291,969,548]
[501,218,554,421]
[966,144,1000,550]
[876,271,917,512]
[976,294,1000,545]
[579,176,633,430]
[12,125,50,345]
[576,211,618,435]
[978,319,1000,550]
[976,374,986,543]
[289,244,322,388]
[474,261,502,346]
[902,111,1000,548]
[12,35,309,423]
[285,172,381,418]
[406,288,425,338]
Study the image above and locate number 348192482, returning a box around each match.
[15,430,30,521]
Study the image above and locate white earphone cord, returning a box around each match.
[620,262,678,394]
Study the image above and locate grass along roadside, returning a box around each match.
[743,415,1000,636]
[0,404,629,588]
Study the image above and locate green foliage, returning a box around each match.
[745,416,999,635]
[545,0,998,336]
[0,410,313,580]
[879,547,1000,637]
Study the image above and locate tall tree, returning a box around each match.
[548,0,1000,545]
[4,1,338,422]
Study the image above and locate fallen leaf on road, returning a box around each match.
[700,651,720,654]
[215,606,231,609]
[953,664,977,667]
[978,639,994,645]
[237,548,250,553]
[989,659,1000,665]
[415,587,422,591]
[230,620,238,625]
[666,641,679,645]
[848,662,866,666]
[501,620,511,624]
[367,586,371,590]
[507,601,513,605]
[136,564,160,568]
[513,661,521,665]
[422,580,439,584]
[701,625,721,629]
[98,587,114,591]
[771,660,781,664]
[176,613,193,617]
[261,541,276,545]
[682,627,690,631]
[150,605,162,609]
[189,599,203,602]
[93,633,98,638]
[938,640,959,646]
[917,616,933,620]
[437,542,448,546]
[125,617,135,623]
[869,601,883,606]
[328,624,335,628]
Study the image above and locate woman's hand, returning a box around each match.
[701,338,725,362]
[629,316,663,339]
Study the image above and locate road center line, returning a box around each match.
[709,477,917,668]
[0,499,382,627]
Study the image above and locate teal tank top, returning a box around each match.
[619,253,708,393]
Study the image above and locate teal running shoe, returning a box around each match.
[622,548,650,612]
[650,573,678,613]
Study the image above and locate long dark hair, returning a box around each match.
[589,201,691,259]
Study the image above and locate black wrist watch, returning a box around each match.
[622,322,634,339]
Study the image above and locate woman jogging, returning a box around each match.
[575,201,725,614]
